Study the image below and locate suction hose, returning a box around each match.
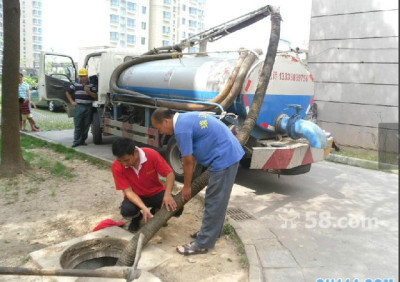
[116,5,281,267]
[275,114,329,149]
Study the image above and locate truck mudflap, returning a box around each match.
[103,118,160,147]
[249,137,333,170]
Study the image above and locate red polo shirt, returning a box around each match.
[112,148,172,198]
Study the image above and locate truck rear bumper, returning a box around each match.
[249,137,333,169]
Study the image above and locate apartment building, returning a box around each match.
[149,0,206,51]
[0,0,43,73]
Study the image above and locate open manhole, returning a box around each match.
[226,207,255,221]
[60,238,128,269]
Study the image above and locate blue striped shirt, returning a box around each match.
[18,82,30,99]
[67,82,97,104]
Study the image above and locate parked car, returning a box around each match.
[30,88,65,112]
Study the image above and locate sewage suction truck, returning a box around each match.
[39,5,332,181]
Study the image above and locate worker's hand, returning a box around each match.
[142,207,154,223]
[162,193,177,212]
[84,86,91,93]
[71,101,78,106]
[181,185,192,202]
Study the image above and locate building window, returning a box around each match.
[34,53,40,60]
[33,18,42,25]
[127,18,136,27]
[111,0,119,7]
[181,18,185,24]
[127,34,136,44]
[163,11,171,19]
[189,20,197,28]
[142,6,147,14]
[182,4,186,11]
[110,32,119,41]
[141,37,146,45]
[189,7,197,15]
[110,14,119,24]
[162,26,170,34]
[141,22,146,30]
[162,40,170,46]
[181,31,186,38]
[127,2,136,11]
[164,0,171,4]
[33,44,42,51]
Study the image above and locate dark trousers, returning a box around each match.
[120,190,183,218]
[73,103,92,146]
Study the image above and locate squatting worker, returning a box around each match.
[111,137,183,232]
[151,108,244,256]
[66,68,97,148]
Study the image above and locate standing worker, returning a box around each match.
[151,108,244,256]
[66,68,97,147]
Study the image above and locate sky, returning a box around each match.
[42,0,312,61]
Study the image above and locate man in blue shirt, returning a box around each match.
[152,108,244,256]
[65,68,97,147]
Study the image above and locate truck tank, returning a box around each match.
[117,52,314,136]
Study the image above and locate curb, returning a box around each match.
[326,153,398,172]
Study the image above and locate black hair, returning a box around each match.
[18,97,24,104]
[151,107,175,124]
[19,73,23,77]
[112,137,136,158]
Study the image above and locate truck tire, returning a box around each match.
[279,164,311,175]
[165,136,203,183]
[91,110,102,145]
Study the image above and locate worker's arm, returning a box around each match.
[181,155,196,201]
[123,188,153,223]
[27,88,31,101]
[65,91,77,106]
[162,171,177,212]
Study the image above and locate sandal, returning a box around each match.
[190,231,200,239]
[176,242,208,256]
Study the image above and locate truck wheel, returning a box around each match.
[279,164,311,175]
[91,111,102,145]
[165,137,203,183]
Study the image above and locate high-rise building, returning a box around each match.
[0,0,43,73]
[149,0,205,51]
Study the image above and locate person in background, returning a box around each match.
[65,68,97,148]
[19,73,39,131]
[151,108,244,256]
[111,137,183,232]
[19,97,39,132]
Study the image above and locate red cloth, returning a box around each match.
[20,102,30,114]
[112,147,172,198]
[92,219,125,232]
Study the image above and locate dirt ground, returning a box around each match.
[0,148,248,282]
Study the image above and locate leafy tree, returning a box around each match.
[0,0,26,177]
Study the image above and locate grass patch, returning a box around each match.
[332,149,379,162]
[222,222,249,268]
[31,109,74,131]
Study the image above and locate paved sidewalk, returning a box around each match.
[24,130,398,282]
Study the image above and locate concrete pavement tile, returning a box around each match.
[232,220,276,244]
[253,239,298,268]
[248,264,263,282]
[264,267,305,282]
[243,244,260,266]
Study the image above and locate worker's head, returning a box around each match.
[78,68,89,83]
[19,72,23,83]
[151,108,175,135]
[112,138,140,167]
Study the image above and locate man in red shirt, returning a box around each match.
[112,137,182,232]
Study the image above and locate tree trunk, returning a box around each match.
[0,0,26,178]
[116,7,281,267]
